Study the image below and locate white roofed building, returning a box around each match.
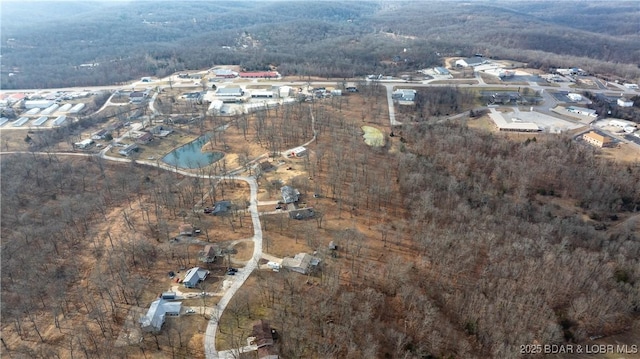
[617,98,634,107]
[139,299,182,333]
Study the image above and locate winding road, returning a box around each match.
[2,68,639,358]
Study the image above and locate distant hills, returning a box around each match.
[1,1,638,89]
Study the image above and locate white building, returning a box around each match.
[567,93,582,101]
[58,103,73,112]
[278,86,292,97]
[40,104,59,115]
[609,119,636,128]
[623,83,639,89]
[455,57,488,68]
[74,139,94,149]
[285,146,307,158]
[567,106,597,117]
[69,103,85,114]
[24,100,54,109]
[617,98,634,107]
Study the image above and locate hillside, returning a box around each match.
[1,1,639,89]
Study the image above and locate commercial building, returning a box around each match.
[216,87,244,97]
[567,106,597,117]
[617,98,634,107]
[583,131,611,147]
[455,57,488,68]
[239,71,279,79]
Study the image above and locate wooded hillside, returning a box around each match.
[2,1,639,89]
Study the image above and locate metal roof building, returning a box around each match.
[139,299,182,333]
[183,267,209,288]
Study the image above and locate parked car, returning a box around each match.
[186,309,196,314]
[226,270,236,276]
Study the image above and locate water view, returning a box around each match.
[162,133,224,169]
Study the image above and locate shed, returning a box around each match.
[179,224,194,236]
[161,292,177,300]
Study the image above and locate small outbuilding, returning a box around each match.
[179,224,194,236]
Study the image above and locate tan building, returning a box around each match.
[583,131,611,147]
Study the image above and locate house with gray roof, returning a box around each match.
[281,186,300,204]
[182,267,209,288]
[282,253,320,274]
[139,299,182,332]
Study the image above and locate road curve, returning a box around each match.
[0,148,263,359]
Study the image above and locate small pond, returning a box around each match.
[162,133,224,169]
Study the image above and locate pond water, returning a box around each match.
[162,133,224,169]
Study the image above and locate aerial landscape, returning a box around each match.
[1,1,640,358]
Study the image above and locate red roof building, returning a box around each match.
[239,71,278,79]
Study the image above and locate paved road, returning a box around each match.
[0,147,264,359]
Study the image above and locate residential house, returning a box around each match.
[281,186,300,204]
[250,320,279,359]
[257,161,274,173]
[150,125,173,137]
[199,244,222,263]
[136,132,154,144]
[182,267,210,288]
[583,131,611,148]
[289,208,315,220]
[211,200,232,215]
[282,253,320,275]
[139,299,181,333]
[91,129,109,140]
[129,91,146,103]
[119,143,139,157]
